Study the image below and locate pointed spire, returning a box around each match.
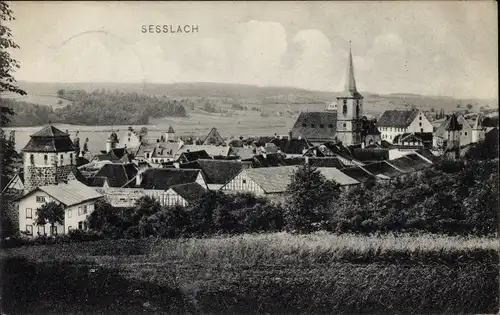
[345,41,357,93]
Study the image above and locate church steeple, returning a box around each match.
[345,41,357,93]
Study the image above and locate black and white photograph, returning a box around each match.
[0,1,498,314]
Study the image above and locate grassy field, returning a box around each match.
[1,232,498,314]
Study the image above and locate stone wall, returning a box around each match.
[23,165,74,192]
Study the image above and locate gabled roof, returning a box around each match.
[316,167,360,186]
[179,150,212,163]
[175,145,232,159]
[168,183,206,202]
[139,168,202,190]
[91,163,138,188]
[291,112,337,141]
[180,159,244,185]
[360,161,403,179]
[351,148,389,162]
[242,166,297,193]
[203,128,226,146]
[269,137,312,155]
[339,166,376,183]
[377,110,419,128]
[22,180,102,207]
[244,153,288,168]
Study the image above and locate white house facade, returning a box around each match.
[378,110,433,143]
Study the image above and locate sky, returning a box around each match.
[7,1,499,99]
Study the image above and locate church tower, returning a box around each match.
[22,123,77,193]
[336,42,363,146]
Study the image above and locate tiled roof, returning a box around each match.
[386,157,416,173]
[31,124,69,138]
[316,167,360,186]
[180,150,212,163]
[169,182,206,202]
[91,163,138,188]
[175,145,232,159]
[22,125,76,153]
[321,142,355,160]
[87,176,107,187]
[291,112,337,142]
[361,161,403,179]
[244,153,288,168]
[139,168,202,190]
[244,166,297,193]
[269,137,313,155]
[399,153,433,170]
[232,147,254,160]
[180,159,244,185]
[377,110,419,128]
[284,157,346,168]
[34,180,102,206]
[446,114,463,131]
[339,166,376,183]
[351,148,389,162]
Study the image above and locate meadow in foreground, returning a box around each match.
[2,232,498,314]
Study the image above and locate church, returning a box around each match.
[290,44,367,146]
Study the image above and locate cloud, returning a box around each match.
[288,29,340,91]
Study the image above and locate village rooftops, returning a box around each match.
[88,163,138,188]
[269,136,313,155]
[360,161,404,179]
[179,159,245,186]
[22,124,76,153]
[290,112,338,142]
[377,109,420,128]
[339,166,376,183]
[178,150,212,163]
[168,182,206,203]
[136,168,203,190]
[18,180,102,207]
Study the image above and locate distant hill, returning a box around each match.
[13,81,499,118]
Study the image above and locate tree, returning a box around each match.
[1,1,26,182]
[283,163,341,233]
[466,103,473,110]
[35,201,64,235]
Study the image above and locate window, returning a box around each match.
[419,116,422,120]
[60,154,64,164]
[311,124,315,128]
[464,132,467,136]
[242,179,247,184]
[302,123,307,127]
[26,225,33,235]
[84,222,88,230]
[343,103,347,114]
[36,196,45,203]
[26,208,32,219]
[319,124,325,128]
[78,206,83,215]
[30,154,34,165]
[420,128,424,133]
[44,155,48,165]
[70,153,73,165]
[38,225,45,236]
[52,226,58,236]
[78,221,84,230]
[83,205,88,214]
[145,153,149,159]
[419,122,422,127]
[343,123,347,128]
[328,124,333,128]
[67,209,72,218]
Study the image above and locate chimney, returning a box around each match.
[135,170,143,187]
[361,142,365,149]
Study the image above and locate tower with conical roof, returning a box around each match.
[336,42,363,146]
[22,123,77,192]
[444,113,462,158]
